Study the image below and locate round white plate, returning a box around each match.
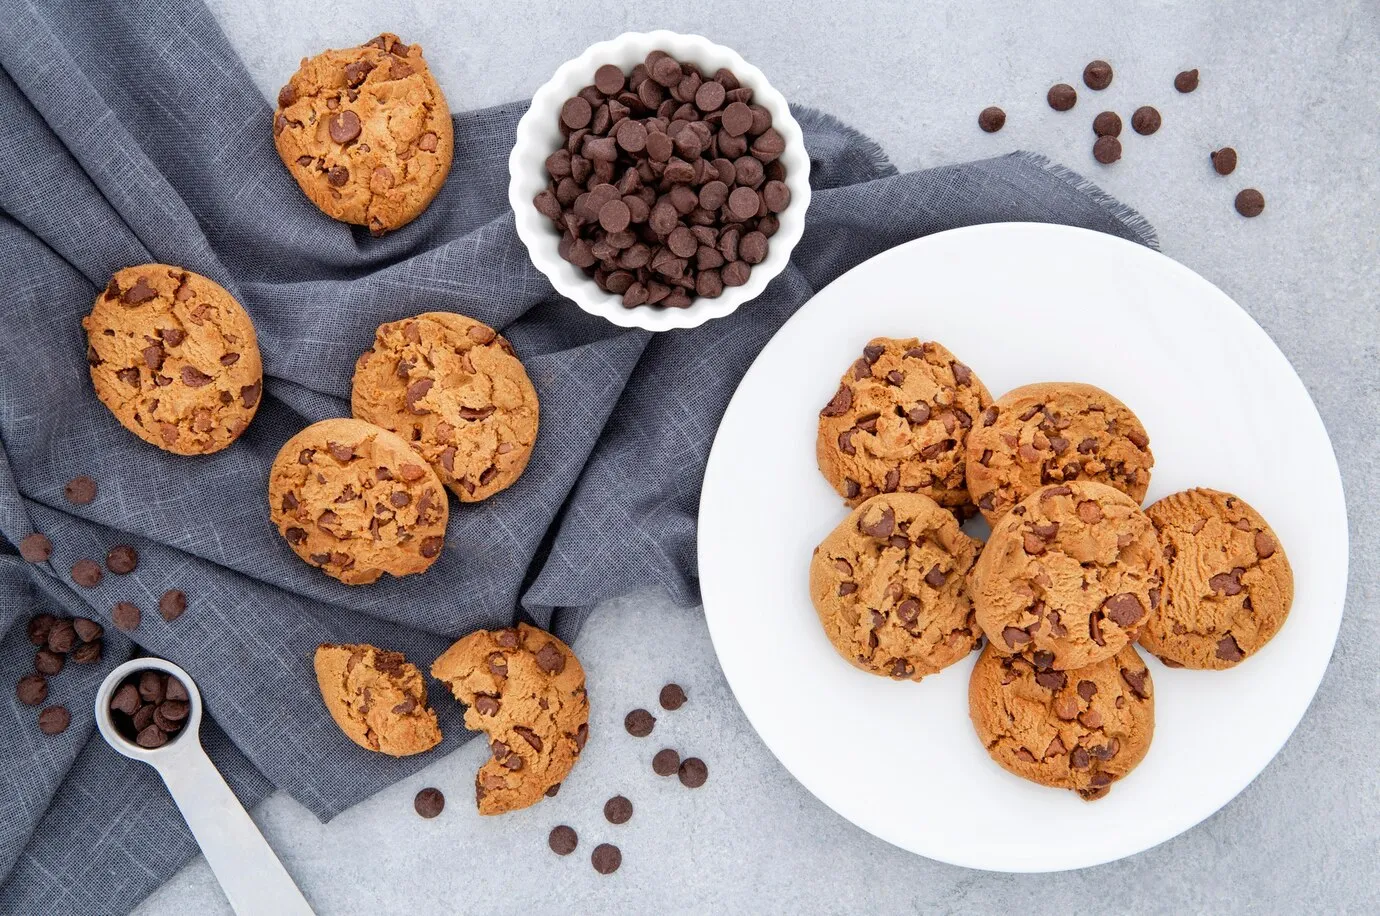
[699,223,1348,873]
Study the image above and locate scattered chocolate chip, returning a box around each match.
[105,545,138,575]
[70,559,102,588]
[678,756,708,788]
[19,533,52,563]
[46,619,76,654]
[604,795,633,824]
[978,106,1006,132]
[549,825,578,856]
[624,708,656,737]
[159,590,187,621]
[1082,60,1113,90]
[414,787,445,818]
[38,705,71,735]
[1174,68,1200,93]
[1235,188,1265,218]
[35,649,63,676]
[1131,106,1161,135]
[73,618,103,642]
[1211,147,1237,175]
[591,842,621,875]
[17,674,47,706]
[1092,111,1122,137]
[545,783,561,797]
[64,476,97,505]
[70,640,102,664]
[27,614,55,646]
[658,683,687,710]
[652,747,681,776]
[1047,83,1077,111]
[1093,135,1122,164]
[112,601,141,632]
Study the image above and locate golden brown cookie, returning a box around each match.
[1140,488,1293,669]
[83,266,263,455]
[431,623,588,815]
[268,418,448,585]
[972,481,1162,671]
[313,643,441,756]
[818,339,992,513]
[273,33,454,235]
[969,642,1154,800]
[965,382,1153,524]
[351,313,539,502]
[809,493,982,680]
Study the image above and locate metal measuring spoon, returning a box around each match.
[95,658,313,915]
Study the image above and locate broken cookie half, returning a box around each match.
[431,623,589,814]
[314,643,441,756]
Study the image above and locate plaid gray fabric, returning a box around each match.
[0,0,1155,911]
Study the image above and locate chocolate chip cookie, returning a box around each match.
[83,266,263,455]
[972,481,1162,671]
[969,642,1154,800]
[809,493,982,680]
[274,33,454,235]
[431,623,588,815]
[351,313,539,502]
[1140,489,1293,669]
[314,643,441,756]
[965,382,1153,524]
[818,339,992,513]
[268,418,448,584]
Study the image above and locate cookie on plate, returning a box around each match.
[972,481,1161,671]
[431,623,589,815]
[809,492,982,680]
[313,643,442,756]
[818,338,992,514]
[1140,488,1293,669]
[969,642,1154,800]
[274,33,454,235]
[83,265,263,455]
[351,312,539,502]
[268,418,448,584]
[964,382,1153,524]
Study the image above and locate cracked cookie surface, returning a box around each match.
[1140,488,1292,669]
[818,338,992,513]
[83,265,263,455]
[268,418,448,584]
[965,382,1153,524]
[972,481,1162,671]
[313,643,441,756]
[809,493,982,680]
[431,623,588,815]
[274,33,453,235]
[351,312,539,502]
[969,642,1154,800]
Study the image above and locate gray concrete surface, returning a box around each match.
[139,1,1380,913]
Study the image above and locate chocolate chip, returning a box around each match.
[64,476,97,505]
[860,506,896,539]
[604,795,633,824]
[1131,106,1161,135]
[1034,670,1066,691]
[414,787,445,818]
[474,694,500,716]
[27,614,54,646]
[535,643,566,675]
[112,601,141,632]
[137,725,168,748]
[71,559,102,588]
[19,533,52,563]
[1093,136,1122,165]
[38,706,71,735]
[1235,188,1265,217]
[159,589,187,621]
[71,640,102,665]
[1083,60,1113,90]
[138,671,165,704]
[591,843,621,874]
[1120,667,1151,699]
[1093,111,1122,137]
[106,544,138,575]
[17,674,47,706]
[1216,634,1245,662]
[328,109,362,143]
[1174,68,1199,93]
[549,825,579,856]
[625,708,656,737]
[1255,530,1277,559]
[122,277,158,305]
[545,783,561,797]
[1047,83,1077,111]
[1208,568,1245,596]
[35,649,63,676]
[1211,147,1237,175]
[678,756,708,788]
[652,747,681,776]
[111,683,140,715]
[659,683,687,711]
[1102,593,1144,627]
[46,619,76,653]
[978,106,1006,132]
[821,384,853,417]
[133,704,155,731]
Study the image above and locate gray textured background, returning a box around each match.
[139,1,1379,913]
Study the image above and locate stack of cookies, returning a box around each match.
[810,337,1293,800]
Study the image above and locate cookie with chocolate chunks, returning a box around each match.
[314,644,441,756]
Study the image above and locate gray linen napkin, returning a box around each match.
[0,0,1155,911]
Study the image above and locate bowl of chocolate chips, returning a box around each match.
[510,31,811,331]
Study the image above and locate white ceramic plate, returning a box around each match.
[699,223,1348,873]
